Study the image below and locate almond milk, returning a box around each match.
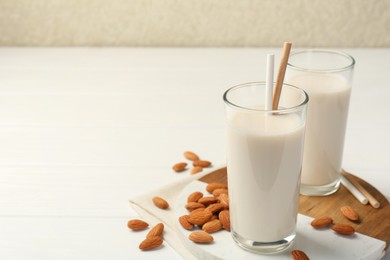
[226,112,305,243]
[286,73,351,187]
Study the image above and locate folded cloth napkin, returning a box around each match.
[129,170,212,260]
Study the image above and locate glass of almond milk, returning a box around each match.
[223,82,308,254]
[285,50,355,196]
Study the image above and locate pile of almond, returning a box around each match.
[178,182,230,244]
[172,151,212,174]
[177,186,361,260]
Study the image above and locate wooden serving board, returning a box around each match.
[199,167,390,250]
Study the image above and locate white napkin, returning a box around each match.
[129,170,211,260]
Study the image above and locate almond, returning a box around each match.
[193,160,212,168]
[218,193,229,208]
[219,210,230,231]
[212,188,228,197]
[179,215,194,230]
[191,166,203,175]
[310,216,333,229]
[332,223,355,235]
[172,162,187,172]
[184,151,199,161]
[206,182,228,193]
[127,219,149,231]
[198,196,219,206]
[340,206,359,221]
[206,203,225,214]
[152,196,169,209]
[210,214,218,221]
[202,219,222,233]
[291,250,310,260]
[146,223,164,238]
[185,202,206,211]
[188,209,213,226]
[188,231,214,244]
[187,191,204,203]
[139,236,163,250]
[190,207,207,214]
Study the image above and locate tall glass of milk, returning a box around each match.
[223,82,308,254]
[285,50,355,196]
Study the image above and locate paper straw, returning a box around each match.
[265,54,274,110]
[342,169,380,208]
[340,175,368,205]
[272,42,292,110]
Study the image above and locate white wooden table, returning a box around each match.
[0,48,389,259]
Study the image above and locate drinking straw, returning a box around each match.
[265,54,274,110]
[342,169,380,208]
[340,175,368,205]
[272,42,292,110]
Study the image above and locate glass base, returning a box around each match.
[300,178,341,196]
[231,230,295,254]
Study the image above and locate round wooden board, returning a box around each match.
[199,167,390,250]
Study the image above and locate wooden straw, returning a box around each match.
[341,169,380,208]
[272,42,292,110]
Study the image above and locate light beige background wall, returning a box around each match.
[0,0,389,47]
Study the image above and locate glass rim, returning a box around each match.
[287,49,355,73]
[223,81,309,113]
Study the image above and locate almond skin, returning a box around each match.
[291,250,310,260]
[184,151,200,161]
[127,219,149,231]
[193,160,212,168]
[202,219,222,233]
[198,196,219,206]
[310,216,333,229]
[218,193,229,208]
[139,236,163,250]
[190,207,207,215]
[191,166,203,175]
[146,223,164,238]
[152,196,169,209]
[179,215,194,230]
[185,202,206,211]
[210,214,218,221]
[219,210,230,231]
[212,188,228,197]
[332,224,355,235]
[206,203,225,214]
[206,183,228,193]
[187,191,204,203]
[188,209,213,226]
[172,162,187,172]
[340,206,359,221]
[189,231,214,244]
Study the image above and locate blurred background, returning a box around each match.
[0,0,389,47]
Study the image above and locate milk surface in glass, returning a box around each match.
[287,73,351,186]
[227,112,305,243]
